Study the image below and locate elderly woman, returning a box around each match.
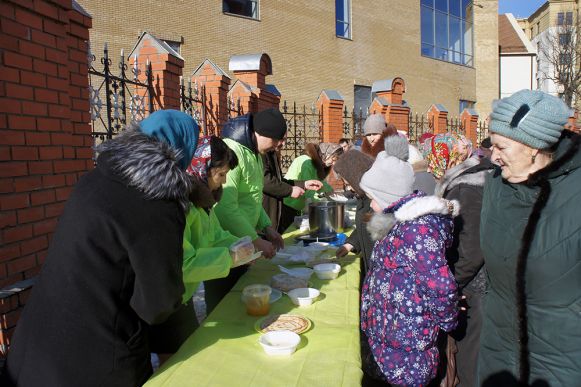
[478,89,581,386]
[279,142,343,231]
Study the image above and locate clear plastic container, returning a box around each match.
[242,284,272,316]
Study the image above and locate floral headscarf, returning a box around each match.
[186,136,211,182]
[421,133,464,179]
[318,143,343,162]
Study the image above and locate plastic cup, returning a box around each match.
[242,284,272,316]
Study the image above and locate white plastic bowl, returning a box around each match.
[313,263,341,280]
[287,287,320,306]
[279,266,314,281]
[259,330,301,356]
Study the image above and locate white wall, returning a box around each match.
[500,55,537,98]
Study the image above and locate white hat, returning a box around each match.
[360,153,415,209]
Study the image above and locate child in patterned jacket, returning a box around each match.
[359,151,459,387]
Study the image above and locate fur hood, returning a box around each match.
[96,127,192,212]
[367,194,460,241]
[435,157,492,197]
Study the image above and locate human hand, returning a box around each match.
[336,243,353,257]
[304,180,323,191]
[253,238,275,259]
[264,226,284,251]
[290,186,305,198]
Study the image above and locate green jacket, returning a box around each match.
[182,206,238,303]
[478,134,581,386]
[283,155,333,211]
[214,138,271,240]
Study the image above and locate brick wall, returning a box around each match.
[0,0,92,355]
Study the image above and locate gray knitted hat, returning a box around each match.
[360,153,414,209]
[490,89,570,149]
[383,135,409,161]
[363,113,387,135]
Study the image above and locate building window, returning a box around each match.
[162,40,181,55]
[459,99,474,114]
[421,0,473,66]
[560,53,572,65]
[559,33,571,46]
[566,11,573,25]
[336,0,351,39]
[223,0,258,19]
[558,12,564,25]
[558,11,574,25]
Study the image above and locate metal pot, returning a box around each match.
[308,201,345,237]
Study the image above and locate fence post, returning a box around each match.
[129,32,184,111]
[427,104,448,134]
[567,109,580,133]
[369,78,410,134]
[461,108,479,145]
[191,59,231,136]
[316,90,344,143]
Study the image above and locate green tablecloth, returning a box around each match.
[145,229,363,387]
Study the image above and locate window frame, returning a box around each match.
[222,0,259,21]
[335,0,352,40]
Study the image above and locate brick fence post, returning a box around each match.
[317,90,344,191]
[228,53,280,115]
[129,32,184,111]
[0,0,93,356]
[191,59,231,136]
[369,78,410,134]
[461,108,479,146]
[567,109,580,133]
[427,104,448,135]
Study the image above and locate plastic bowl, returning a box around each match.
[287,287,320,307]
[280,267,314,281]
[259,330,301,356]
[313,263,341,280]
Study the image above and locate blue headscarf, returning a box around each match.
[140,110,200,170]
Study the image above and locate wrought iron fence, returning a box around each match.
[280,101,322,172]
[342,107,366,141]
[408,112,433,145]
[180,79,207,135]
[88,44,153,143]
[227,95,242,120]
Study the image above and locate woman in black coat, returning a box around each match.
[2,110,199,387]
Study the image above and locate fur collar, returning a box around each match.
[435,157,485,197]
[96,126,192,212]
[366,195,460,241]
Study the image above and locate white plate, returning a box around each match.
[269,288,282,303]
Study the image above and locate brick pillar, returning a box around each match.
[566,110,580,133]
[191,59,231,136]
[0,0,93,356]
[427,104,449,135]
[228,53,280,115]
[317,90,344,191]
[460,108,479,146]
[369,78,410,134]
[129,32,184,111]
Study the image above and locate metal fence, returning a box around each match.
[279,101,322,172]
[180,79,207,135]
[342,107,366,141]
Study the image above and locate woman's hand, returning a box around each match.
[304,180,323,191]
[290,186,305,198]
[336,243,353,257]
[264,226,284,251]
[253,238,275,259]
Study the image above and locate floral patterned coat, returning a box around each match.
[361,192,459,386]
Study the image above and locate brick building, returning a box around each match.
[79,0,499,118]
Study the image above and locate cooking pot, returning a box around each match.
[308,200,345,237]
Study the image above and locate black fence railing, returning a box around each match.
[280,101,322,172]
[180,79,207,135]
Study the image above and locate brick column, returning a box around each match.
[191,59,231,136]
[566,110,580,133]
[427,104,449,135]
[0,0,93,356]
[460,108,479,145]
[317,90,344,143]
[370,78,410,134]
[129,32,184,111]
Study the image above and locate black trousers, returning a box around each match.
[451,291,483,387]
[203,265,248,316]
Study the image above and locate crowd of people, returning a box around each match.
[2,89,580,387]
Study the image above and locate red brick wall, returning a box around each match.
[0,0,92,355]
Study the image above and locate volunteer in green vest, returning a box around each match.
[479,89,581,386]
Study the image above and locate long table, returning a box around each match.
[145,228,362,387]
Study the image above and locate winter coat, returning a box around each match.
[214,114,272,240]
[3,130,189,387]
[283,155,333,211]
[361,192,459,387]
[344,196,374,274]
[436,157,494,295]
[412,159,437,195]
[262,151,304,231]
[478,133,581,386]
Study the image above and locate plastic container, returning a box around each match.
[242,284,272,316]
[258,330,301,356]
[313,263,341,280]
[229,236,255,264]
[286,287,320,307]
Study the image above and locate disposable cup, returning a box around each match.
[242,284,272,316]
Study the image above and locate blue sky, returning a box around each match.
[498,0,547,18]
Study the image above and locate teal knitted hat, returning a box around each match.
[140,110,200,170]
[490,89,570,149]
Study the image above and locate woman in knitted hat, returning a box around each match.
[149,136,260,362]
[361,114,398,158]
[478,89,581,386]
[3,110,199,386]
[359,153,460,387]
[279,142,343,231]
